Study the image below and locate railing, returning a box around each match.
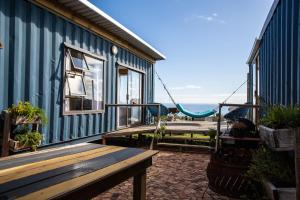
[105,103,161,123]
[105,103,162,149]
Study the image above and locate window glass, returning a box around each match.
[64,46,104,113]
[69,49,89,70]
[84,55,104,110]
[67,74,86,96]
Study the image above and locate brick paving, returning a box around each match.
[94,151,234,200]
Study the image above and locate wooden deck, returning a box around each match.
[103,121,221,139]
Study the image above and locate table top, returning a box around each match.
[0,143,157,200]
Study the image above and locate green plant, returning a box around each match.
[8,102,48,124]
[15,131,43,151]
[158,124,167,137]
[246,146,295,187]
[207,128,216,141]
[207,129,217,146]
[260,105,300,129]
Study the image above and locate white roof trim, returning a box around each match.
[59,0,166,61]
[247,38,260,64]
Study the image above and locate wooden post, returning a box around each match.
[1,112,11,157]
[294,128,300,200]
[215,104,222,152]
[150,104,160,150]
[133,169,146,200]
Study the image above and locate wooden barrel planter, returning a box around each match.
[206,156,250,198]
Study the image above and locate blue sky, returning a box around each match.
[90,0,273,104]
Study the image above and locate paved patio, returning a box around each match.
[94,151,234,200]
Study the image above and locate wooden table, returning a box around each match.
[0,143,157,200]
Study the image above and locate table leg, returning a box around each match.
[133,169,146,200]
[102,137,106,145]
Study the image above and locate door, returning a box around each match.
[117,67,143,128]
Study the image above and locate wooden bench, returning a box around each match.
[0,143,157,200]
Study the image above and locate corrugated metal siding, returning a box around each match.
[257,0,300,107]
[0,0,155,146]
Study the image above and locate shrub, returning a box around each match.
[260,105,300,129]
[246,146,295,187]
[8,101,47,124]
[15,130,43,151]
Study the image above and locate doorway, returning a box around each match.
[117,67,143,128]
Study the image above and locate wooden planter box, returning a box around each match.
[259,125,294,151]
[9,139,31,152]
[11,116,42,125]
[9,139,41,152]
[263,179,296,200]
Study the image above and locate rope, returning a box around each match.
[155,70,247,111]
[221,80,248,104]
[155,71,177,106]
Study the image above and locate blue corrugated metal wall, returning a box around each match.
[257,0,300,108]
[0,0,155,145]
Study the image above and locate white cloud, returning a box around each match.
[184,13,225,24]
[170,84,202,90]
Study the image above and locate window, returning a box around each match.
[64,45,105,113]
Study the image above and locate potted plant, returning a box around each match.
[259,106,300,150]
[246,147,295,200]
[7,101,47,124]
[9,126,43,151]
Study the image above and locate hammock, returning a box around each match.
[156,72,216,118]
[176,104,216,118]
[155,71,247,119]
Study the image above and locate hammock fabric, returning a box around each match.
[176,104,216,118]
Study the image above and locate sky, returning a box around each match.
[90,0,274,104]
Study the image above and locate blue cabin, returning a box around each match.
[0,0,165,146]
[246,0,300,122]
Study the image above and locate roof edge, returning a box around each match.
[258,0,281,39]
[247,38,261,64]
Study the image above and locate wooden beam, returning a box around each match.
[30,0,156,63]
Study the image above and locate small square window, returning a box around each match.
[66,74,86,96]
[68,49,89,70]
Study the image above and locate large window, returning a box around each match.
[63,44,105,114]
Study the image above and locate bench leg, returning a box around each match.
[133,169,146,200]
[102,137,106,145]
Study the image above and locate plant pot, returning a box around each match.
[206,156,250,198]
[259,125,294,151]
[262,179,296,200]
